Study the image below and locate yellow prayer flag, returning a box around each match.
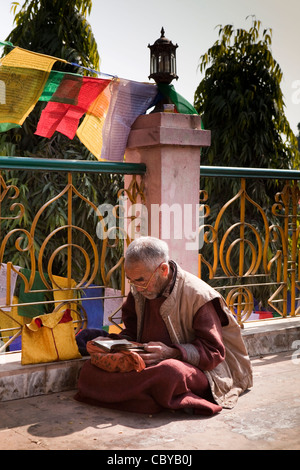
[0,296,28,330]
[76,82,112,160]
[0,47,58,125]
[0,46,62,72]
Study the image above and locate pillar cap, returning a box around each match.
[127,112,210,149]
[131,112,202,130]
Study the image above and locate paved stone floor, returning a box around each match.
[0,350,299,451]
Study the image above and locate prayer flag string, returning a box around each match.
[0,41,198,162]
[69,62,117,79]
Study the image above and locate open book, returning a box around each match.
[91,337,145,353]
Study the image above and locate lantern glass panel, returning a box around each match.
[151,54,157,74]
[171,53,176,74]
[158,55,163,73]
[164,54,170,72]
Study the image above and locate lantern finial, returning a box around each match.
[148,28,178,84]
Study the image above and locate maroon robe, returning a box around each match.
[75,293,227,416]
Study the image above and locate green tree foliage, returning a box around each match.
[8,0,98,69]
[194,17,299,300]
[0,1,122,286]
[194,17,298,169]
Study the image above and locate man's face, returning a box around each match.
[125,261,169,299]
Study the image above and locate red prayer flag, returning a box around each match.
[35,77,110,139]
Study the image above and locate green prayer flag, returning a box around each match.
[17,268,52,317]
[157,83,199,116]
[39,70,65,101]
[0,41,14,48]
[0,123,21,132]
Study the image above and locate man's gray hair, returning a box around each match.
[125,237,169,269]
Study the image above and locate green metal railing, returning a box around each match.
[199,165,300,324]
[200,165,300,179]
[0,156,146,174]
[0,156,146,353]
[1,156,299,355]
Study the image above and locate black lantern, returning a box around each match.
[148,27,178,84]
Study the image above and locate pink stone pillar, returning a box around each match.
[125,113,210,276]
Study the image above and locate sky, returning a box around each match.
[0,0,299,135]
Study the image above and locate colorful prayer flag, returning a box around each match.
[0,46,63,71]
[0,47,57,126]
[35,77,110,139]
[157,83,199,116]
[100,79,158,161]
[49,73,83,105]
[76,82,112,160]
[39,70,65,102]
[0,123,21,132]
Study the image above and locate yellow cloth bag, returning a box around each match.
[21,309,81,365]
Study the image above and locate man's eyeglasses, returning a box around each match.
[128,262,163,291]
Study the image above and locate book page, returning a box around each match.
[92,338,144,352]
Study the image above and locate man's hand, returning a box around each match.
[139,341,181,366]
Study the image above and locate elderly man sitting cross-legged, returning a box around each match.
[75,236,252,416]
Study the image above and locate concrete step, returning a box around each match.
[242,317,300,357]
[0,353,87,402]
[1,317,299,402]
